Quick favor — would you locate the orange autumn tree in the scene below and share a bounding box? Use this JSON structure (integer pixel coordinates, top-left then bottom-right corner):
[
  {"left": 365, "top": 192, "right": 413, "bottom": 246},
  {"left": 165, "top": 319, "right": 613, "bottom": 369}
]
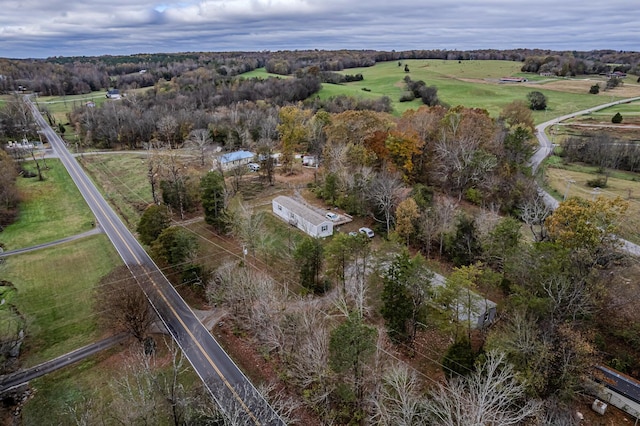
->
[{"left": 385, "top": 129, "right": 424, "bottom": 180}]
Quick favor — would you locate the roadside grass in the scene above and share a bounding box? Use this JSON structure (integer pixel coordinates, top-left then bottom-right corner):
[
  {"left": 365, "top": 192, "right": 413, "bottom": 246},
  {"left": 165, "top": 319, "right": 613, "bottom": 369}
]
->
[
  {"left": 0, "top": 159, "right": 94, "bottom": 251},
  {"left": 2, "top": 234, "right": 122, "bottom": 366},
  {"left": 544, "top": 164, "right": 640, "bottom": 244},
  {"left": 79, "top": 153, "right": 154, "bottom": 230}
]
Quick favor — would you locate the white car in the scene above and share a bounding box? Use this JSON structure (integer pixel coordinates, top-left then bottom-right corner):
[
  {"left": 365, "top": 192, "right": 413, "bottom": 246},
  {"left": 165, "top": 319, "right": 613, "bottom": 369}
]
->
[
  {"left": 326, "top": 212, "right": 339, "bottom": 221},
  {"left": 359, "top": 227, "right": 374, "bottom": 238},
  {"left": 247, "top": 162, "right": 260, "bottom": 172}
]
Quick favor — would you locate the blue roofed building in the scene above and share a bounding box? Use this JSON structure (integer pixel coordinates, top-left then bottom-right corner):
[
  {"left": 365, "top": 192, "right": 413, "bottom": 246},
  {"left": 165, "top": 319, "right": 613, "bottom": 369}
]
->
[{"left": 213, "top": 150, "right": 255, "bottom": 171}]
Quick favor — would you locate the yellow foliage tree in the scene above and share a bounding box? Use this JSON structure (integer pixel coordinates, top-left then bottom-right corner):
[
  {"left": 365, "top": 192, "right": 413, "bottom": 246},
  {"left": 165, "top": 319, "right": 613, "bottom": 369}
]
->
[
  {"left": 277, "top": 105, "right": 311, "bottom": 174},
  {"left": 395, "top": 197, "right": 420, "bottom": 244},
  {"left": 545, "top": 196, "right": 628, "bottom": 253}
]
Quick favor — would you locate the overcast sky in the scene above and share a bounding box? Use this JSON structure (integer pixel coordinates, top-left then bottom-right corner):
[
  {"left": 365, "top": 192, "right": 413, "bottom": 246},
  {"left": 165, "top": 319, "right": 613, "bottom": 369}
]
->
[{"left": 1, "top": 0, "right": 637, "bottom": 59}]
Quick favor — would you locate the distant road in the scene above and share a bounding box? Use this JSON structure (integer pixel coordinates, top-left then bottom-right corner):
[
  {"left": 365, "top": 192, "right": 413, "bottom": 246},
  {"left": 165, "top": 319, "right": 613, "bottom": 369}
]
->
[
  {"left": 26, "top": 97, "right": 284, "bottom": 425},
  {"left": 532, "top": 96, "right": 640, "bottom": 257}
]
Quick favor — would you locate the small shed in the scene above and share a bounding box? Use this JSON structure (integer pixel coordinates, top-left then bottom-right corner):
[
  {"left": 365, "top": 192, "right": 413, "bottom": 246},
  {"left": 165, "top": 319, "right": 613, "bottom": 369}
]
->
[{"left": 272, "top": 196, "right": 333, "bottom": 238}]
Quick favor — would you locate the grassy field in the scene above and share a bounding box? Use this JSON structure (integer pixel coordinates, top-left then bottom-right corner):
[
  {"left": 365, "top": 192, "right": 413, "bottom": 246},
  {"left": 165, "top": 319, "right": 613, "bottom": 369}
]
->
[
  {"left": 79, "top": 153, "right": 155, "bottom": 229},
  {"left": 325, "top": 59, "right": 638, "bottom": 119},
  {"left": 0, "top": 159, "right": 95, "bottom": 251},
  {"left": 568, "top": 100, "right": 640, "bottom": 125},
  {"left": 2, "top": 234, "right": 122, "bottom": 366}
]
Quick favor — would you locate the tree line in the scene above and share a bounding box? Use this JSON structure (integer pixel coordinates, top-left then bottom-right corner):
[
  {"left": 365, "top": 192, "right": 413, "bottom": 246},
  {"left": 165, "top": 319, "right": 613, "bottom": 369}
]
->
[{"left": 3, "top": 48, "right": 640, "bottom": 96}]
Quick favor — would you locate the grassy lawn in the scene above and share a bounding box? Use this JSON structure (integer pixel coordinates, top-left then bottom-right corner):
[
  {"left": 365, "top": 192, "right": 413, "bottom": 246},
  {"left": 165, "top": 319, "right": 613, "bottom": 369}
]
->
[
  {"left": 0, "top": 159, "right": 95, "bottom": 251},
  {"left": 2, "top": 234, "right": 122, "bottom": 366},
  {"left": 79, "top": 153, "right": 154, "bottom": 229}
]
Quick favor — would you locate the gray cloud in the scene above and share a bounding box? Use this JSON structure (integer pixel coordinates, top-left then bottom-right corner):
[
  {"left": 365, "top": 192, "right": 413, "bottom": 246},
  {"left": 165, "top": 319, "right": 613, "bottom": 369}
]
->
[{"left": 1, "top": 0, "right": 637, "bottom": 58}]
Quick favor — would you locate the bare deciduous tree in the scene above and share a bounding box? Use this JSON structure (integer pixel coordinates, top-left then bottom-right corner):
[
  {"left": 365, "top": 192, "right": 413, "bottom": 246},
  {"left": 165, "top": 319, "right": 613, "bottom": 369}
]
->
[
  {"left": 369, "top": 362, "right": 426, "bottom": 426},
  {"left": 186, "top": 128, "right": 212, "bottom": 166},
  {"left": 94, "top": 265, "right": 156, "bottom": 342},
  {"left": 367, "top": 169, "right": 405, "bottom": 235},
  {"left": 519, "top": 191, "right": 551, "bottom": 242},
  {"left": 426, "top": 350, "right": 542, "bottom": 426}
]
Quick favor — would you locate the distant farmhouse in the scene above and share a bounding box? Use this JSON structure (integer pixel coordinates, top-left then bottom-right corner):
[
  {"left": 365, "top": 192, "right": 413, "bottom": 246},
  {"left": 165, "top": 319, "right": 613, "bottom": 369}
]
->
[
  {"left": 106, "top": 89, "right": 121, "bottom": 100},
  {"left": 272, "top": 196, "right": 333, "bottom": 238},
  {"left": 213, "top": 150, "right": 255, "bottom": 171}
]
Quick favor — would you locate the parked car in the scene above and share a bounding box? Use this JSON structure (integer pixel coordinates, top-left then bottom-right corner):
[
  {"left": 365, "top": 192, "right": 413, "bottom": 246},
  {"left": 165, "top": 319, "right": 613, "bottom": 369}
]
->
[
  {"left": 247, "top": 162, "right": 260, "bottom": 172},
  {"left": 359, "top": 227, "right": 374, "bottom": 238},
  {"left": 326, "top": 212, "right": 339, "bottom": 221}
]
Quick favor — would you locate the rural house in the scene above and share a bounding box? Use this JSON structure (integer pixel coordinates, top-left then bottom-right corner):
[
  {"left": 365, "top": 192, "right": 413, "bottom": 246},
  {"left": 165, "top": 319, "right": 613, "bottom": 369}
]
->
[
  {"left": 106, "top": 89, "right": 121, "bottom": 99},
  {"left": 214, "top": 150, "right": 255, "bottom": 171},
  {"left": 272, "top": 196, "right": 333, "bottom": 238}
]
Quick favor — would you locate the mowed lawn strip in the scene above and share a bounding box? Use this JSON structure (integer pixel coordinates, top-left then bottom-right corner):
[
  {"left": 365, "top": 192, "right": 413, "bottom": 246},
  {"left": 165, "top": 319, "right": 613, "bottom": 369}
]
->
[
  {"left": 0, "top": 159, "right": 95, "bottom": 251},
  {"left": 2, "top": 234, "right": 122, "bottom": 367}
]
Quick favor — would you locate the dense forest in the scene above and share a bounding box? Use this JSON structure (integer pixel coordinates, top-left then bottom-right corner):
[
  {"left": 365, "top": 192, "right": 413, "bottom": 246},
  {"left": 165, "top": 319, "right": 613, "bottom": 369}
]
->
[{"left": 2, "top": 48, "right": 640, "bottom": 424}]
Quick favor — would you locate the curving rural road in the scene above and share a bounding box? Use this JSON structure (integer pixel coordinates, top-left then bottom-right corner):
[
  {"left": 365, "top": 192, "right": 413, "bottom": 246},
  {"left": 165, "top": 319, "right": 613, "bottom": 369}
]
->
[
  {"left": 532, "top": 96, "right": 640, "bottom": 257},
  {"left": 26, "top": 98, "right": 284, "bottom": 425}
]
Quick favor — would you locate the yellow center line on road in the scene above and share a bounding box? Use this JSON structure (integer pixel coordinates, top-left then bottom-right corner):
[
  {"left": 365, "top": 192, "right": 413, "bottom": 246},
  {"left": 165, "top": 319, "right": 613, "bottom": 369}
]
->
[{"left": 43, "top": 120, "right": 263, "bottom": 425}]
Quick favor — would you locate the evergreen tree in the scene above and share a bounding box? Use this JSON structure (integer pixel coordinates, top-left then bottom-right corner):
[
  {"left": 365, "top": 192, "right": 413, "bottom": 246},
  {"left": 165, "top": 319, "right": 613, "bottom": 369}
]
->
[
  {"left": 294, "top": 236, "right": 324, "bottom": 292},
  {"left": 136, "top": 204, "right": 170, "bottom": 245},
  {"left": 200, "top": 171, "right": 228, "bottom": 233}
]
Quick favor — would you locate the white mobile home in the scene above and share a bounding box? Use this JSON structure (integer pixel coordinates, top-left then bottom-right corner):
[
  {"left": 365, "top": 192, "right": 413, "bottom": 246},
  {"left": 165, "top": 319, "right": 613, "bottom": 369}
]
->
[{"left": 272, "top": 196, "right": 333, "bottom": 238}]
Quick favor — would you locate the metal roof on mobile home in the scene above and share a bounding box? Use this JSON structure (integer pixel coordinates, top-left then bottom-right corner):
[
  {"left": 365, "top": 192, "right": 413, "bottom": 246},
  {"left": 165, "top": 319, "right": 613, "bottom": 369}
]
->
[{"left": 272, "top": 196, "right": 327, "bottom": 226}]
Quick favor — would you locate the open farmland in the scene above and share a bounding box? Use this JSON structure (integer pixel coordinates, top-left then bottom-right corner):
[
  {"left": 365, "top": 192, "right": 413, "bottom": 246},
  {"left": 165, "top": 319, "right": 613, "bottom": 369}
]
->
[{"left": 314, "top": 59, "right": 639, "bottom": 119}]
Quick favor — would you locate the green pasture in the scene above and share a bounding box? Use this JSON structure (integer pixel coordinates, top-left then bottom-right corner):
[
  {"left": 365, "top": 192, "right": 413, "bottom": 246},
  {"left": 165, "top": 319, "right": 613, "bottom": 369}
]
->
[
  {"left": 79, "top": 153, "right": 154, "bottom": 229},
  {"left": 569, "top": 100, "right": 640, "bottom": 122},
  {"left": 0, "top": 159, "right": 95, "bottom": 251},
  {"left": 329, "top": 60, "right": 619, "bottom": 119},
  {"left": 2, "top": 234, "right": 121, "bottom": 366},
  {"left": 240, "top": 68, "right": 287, "bottom": 79}
]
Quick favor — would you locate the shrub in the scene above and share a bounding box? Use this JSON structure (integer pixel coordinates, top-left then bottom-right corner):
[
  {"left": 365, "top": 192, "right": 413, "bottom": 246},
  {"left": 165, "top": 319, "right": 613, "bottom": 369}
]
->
[
  {"left": 612, "top": 112, "right": 623, "bottom": 123},
  {"left": 589, "top": 84, "right": 600, "bottom": 94},
  {"left": 586, "top": 176, "right": 607, "bottom": 188},
  {"left": 527, "top": 91, "right": 547, "bottom": 110},
  {"left": 399, "top": 92, "right": 415, "bottom": 102}
]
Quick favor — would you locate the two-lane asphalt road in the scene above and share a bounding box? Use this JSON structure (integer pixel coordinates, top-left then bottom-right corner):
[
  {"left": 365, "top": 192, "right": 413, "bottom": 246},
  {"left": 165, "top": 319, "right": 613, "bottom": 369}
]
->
[{"left": 26, "top": 98, "right": 284, "bottom": 425}]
